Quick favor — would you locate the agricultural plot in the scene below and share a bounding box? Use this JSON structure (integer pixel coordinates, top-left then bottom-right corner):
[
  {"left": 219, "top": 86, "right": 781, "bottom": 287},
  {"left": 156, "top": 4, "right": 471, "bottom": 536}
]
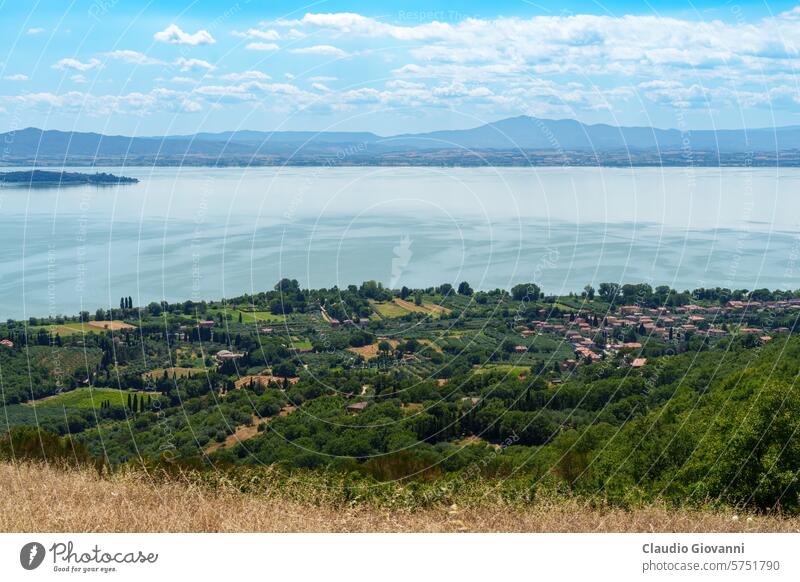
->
[
  {"left": 347, "top": 340, "right": 399, "bottom": 359},
  {"left": 27, "top": 387, "right": 154, "bottom": 409},
  {"left": 207, "top": 307, "right": 287, "bottom": 324},
  {"left": 42, "top": 321, "right": 134, "bottom": 335},
  {"left": 370, "top": 298, "right": 451, "bottom": 319},
  {"left": 25, "top": 346, "right": 103, "bottom": 376},
  {"left": 143, "top": 367, "right": 207, "bottom": 381},
  {"left": 474, "top": 364, "right": 532, "bottom": 376},
  {"left": 0, "top": 404, "right": 66, "bottom": 430}
]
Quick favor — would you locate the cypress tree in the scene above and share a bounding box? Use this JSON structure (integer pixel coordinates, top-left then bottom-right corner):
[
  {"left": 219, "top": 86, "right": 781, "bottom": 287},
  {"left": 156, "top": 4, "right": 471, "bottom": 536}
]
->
[
  {"left": 127, "top": 393, "right": 132, "bottom": 409},
  {"left": 133, "top": 393, "right": 138, "bottom": 412}
]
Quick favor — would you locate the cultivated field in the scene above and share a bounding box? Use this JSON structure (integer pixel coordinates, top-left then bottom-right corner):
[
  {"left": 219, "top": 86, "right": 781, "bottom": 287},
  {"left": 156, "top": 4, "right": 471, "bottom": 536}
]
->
[
  {"left": 371, "top": 298, "right": 452, "bottom": 319},
  {"left": 143, "top": 366, "right": 206, "bottom": 380},
  {"left": 88, "top": 320, "right": 136, "bottom": 331},
  {"left": 2, "top": 462, "right": 798, "bottom": 533},
  {"left": 29, "top": 387, "right": 153, "bottom": 409},
  {"left": 347, "top": 339, "right": 399, "bottom": 358},
  {"left": 41, "top": 320, "right": 135, "bottom": 336}
]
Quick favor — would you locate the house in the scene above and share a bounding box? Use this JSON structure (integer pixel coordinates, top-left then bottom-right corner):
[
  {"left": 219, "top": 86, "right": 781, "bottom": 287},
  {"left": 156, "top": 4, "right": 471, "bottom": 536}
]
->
[
  {"left": 461, "top": 396, "right": 481, "bottom": 407},
  {"left": 261, "top": 327, "right": 274, "bottom": 334},
  {"left": 215, "top": 349, "right": 245, "bottom": 362},
  {"left": 575, "top": 346, "right": 601, "bottom": 361},
  {"left": 329, "top": 319, "right": 341, "bottom": 327},
  {"left": 631, "top": 358, "right": 647, "bottom": 368},
  {"left": 198, "top": 320, "right": 215, "bottom": 328},
  {"left": 514, "top": 345, "right": 528, "bottom": 353},
  {"left": 0, "top": 339, "right": 13, "bottom": 348},
  {"left": 346, "top": 401, "right": 369, "bottom": 413}
]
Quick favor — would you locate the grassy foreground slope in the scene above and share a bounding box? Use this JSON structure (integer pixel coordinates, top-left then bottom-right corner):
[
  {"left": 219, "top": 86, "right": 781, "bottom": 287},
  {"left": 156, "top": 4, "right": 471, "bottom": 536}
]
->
[{"left": 2, "top": 462, "right": 798, "bottom": 533}]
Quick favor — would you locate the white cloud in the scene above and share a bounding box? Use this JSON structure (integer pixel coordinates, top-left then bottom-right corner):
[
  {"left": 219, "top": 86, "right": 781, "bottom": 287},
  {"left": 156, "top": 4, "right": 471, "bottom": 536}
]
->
[
  {"left": 170, "top": 76, "right": 199, "bottom": 84},
  {"left": 4, "top": 74, "right": 28, "bottom": 81},
  {"left": 70, "top": 74, "right": 87, "bottom": 84},
  {"left": 232, "top": 28, "right": 280, "bottom": 41},
  {"left": 52, "top": 57, "right": 102, "bottom": 71},
  {"left": 290, "top": 45, "right": 349, "bottom": 57},
  {"left": 26, "top": 27, "right": 45, "bottom": 35},
  {"left": 194, "top": 84, "right": 255, "bottom": 101},
  {"left": 220, "top": 70, "right": 271, "bottom": 81},
  {"left": 308, "top": 76, "right": 337, "bottom": 82},
  {"left": 174, "top": 57, "right": 215, "bottom": 72},
  {"left": 154, "top": 24, "right": 215, "bottom": 45},
  {"left": 245, "top": 42, "right": 279, "bottom": 51},
  {"left": 311, "top": 82, "right": 331, "bottom": 92},
  {"left": 276, "top": 12, "right": 453, "bottom": 41},
  {"left": 106, "top": 50, "right": 164, "bottom": 65}
]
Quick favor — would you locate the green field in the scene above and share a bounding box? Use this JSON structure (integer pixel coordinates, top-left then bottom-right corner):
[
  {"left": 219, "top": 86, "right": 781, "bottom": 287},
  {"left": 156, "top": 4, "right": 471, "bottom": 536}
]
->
[
  {"left": 208, "top": 308, "right": 286, "bottom": 323},
  {"left": 370, "top": 300, "right": 411, "bottom": 318},
  {"left": 240, "top": 310, "right": 286, "bottom": 323},
  {"left": 289, "top": 338, "right": 313, "bottom": 351},
  {"left": 473, "top": 364, "right": 532, "bottom": 375},
  {"left": 0, "top": 405, "right": 66, "bottom": 430},
  {"left": 30, "top": 387, "right": 152, "bottom": 409},
  {"left": 143, "top": 367, "right": 207, "bottom": 380}
]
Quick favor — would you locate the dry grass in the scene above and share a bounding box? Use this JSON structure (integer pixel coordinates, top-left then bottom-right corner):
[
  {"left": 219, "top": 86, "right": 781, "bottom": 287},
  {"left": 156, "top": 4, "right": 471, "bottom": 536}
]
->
[
  {"left": 88, "top": 320, "right": 136, "bottom": 331},
  {"left": 2, "top": 462, "right": 799, "bottom": 533},
  {"left": 347, "top": 340, "right": 399, "bottom": 359}
]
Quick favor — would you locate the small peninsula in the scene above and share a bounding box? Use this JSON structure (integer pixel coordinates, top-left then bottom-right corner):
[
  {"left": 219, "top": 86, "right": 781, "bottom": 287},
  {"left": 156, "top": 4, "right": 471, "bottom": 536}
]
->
[{"left": 0, "top": 170, "right": 138, "bottom": 185}]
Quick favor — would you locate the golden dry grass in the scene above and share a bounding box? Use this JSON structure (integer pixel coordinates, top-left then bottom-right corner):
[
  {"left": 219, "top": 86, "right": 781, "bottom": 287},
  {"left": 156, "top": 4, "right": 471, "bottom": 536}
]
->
[
  {"left": 87, "top": 320, "right": 136, "bottom": 331},
  {"left": 347, "top": 340, "right": 399, "bottom": 359},
  {"left": 2, "top": 462, "right": 799, "bottom": 533}
]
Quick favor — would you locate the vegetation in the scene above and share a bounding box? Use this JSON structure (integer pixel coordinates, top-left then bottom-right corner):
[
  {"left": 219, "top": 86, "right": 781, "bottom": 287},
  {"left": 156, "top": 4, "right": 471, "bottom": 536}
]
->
[
  {"left": 0, "top": 170, "right": 138, "bottom": 185},
  {"left": 2, "top": 279, "right": 799, "bottom": 516}
]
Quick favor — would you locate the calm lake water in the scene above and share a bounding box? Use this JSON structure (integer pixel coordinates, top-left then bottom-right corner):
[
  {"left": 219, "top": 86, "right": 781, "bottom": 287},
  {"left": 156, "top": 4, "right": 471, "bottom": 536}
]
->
[{"left": 1, "top": 166, "right": 799, "bottom": 319}]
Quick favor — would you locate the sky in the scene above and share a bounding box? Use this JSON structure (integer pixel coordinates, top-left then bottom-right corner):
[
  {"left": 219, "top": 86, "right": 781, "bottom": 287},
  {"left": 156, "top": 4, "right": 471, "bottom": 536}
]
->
[{"left": 2, "top": 0, "right": 800, "bottom": 135}]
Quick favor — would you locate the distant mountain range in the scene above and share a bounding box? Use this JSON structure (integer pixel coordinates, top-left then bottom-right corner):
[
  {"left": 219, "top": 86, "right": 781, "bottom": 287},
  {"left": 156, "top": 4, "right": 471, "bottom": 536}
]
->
[{"left": 3, "top": 116, "right": 800, "bottom": 167}]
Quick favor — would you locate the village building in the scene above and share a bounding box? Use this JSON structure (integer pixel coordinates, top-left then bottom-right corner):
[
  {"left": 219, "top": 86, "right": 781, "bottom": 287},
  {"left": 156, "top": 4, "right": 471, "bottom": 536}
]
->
[
  {"left": 346, "top": 401, "right": 369, "bottom": 413},
  {"left": 215, "top": 349, "right": 245, "bottom": 362}
]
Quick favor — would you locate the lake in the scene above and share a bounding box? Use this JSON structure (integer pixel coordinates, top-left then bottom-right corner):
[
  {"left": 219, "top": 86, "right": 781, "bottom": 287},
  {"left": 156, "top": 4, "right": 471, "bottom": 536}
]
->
[{"left": 1, "top": 166, "right": 799, "bottom": 320}]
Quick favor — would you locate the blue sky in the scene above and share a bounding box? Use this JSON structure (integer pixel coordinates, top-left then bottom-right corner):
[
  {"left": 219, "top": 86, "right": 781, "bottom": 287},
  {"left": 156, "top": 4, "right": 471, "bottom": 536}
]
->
[{"left": 2, "top": 0, "right": 800, "bottom": 135}]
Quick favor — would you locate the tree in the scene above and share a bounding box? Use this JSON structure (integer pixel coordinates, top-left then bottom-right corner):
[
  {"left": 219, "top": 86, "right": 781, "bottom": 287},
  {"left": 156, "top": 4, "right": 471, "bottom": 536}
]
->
[
  {"left": 457, "top": 281, "right": 473, "bottom": 296},
  {"left": 274, "top": 278, "right": 300, "bottom": 294},
  {"left": 127, "top": 393, "right": 132, "bottom": 410},
  {"left": 511, "top": 283, "right": 540, "bottom": 301},
  {"left": 378, "top": 340, "right": 392, "bottom": 356},
  {"left": 584, "top": 285, "right": 595, "bottom": 300},
  {"left": 414, "top": 293, "right": 423, "bottom": 306},
  {"left": 598, "top": 282, "right": 620, "bottom": 301}
]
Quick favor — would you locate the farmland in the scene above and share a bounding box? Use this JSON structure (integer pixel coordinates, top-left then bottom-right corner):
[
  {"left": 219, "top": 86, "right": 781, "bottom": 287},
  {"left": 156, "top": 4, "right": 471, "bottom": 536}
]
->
[{"left": 1, "top": 278, "right": 800, "bottom": 518}]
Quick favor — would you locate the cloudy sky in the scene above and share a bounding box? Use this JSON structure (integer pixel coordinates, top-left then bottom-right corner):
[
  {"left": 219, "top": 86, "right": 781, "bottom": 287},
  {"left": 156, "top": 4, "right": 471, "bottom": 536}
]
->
[{"left": 2, "top": 0, "right": 800, "bottom": 135}]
